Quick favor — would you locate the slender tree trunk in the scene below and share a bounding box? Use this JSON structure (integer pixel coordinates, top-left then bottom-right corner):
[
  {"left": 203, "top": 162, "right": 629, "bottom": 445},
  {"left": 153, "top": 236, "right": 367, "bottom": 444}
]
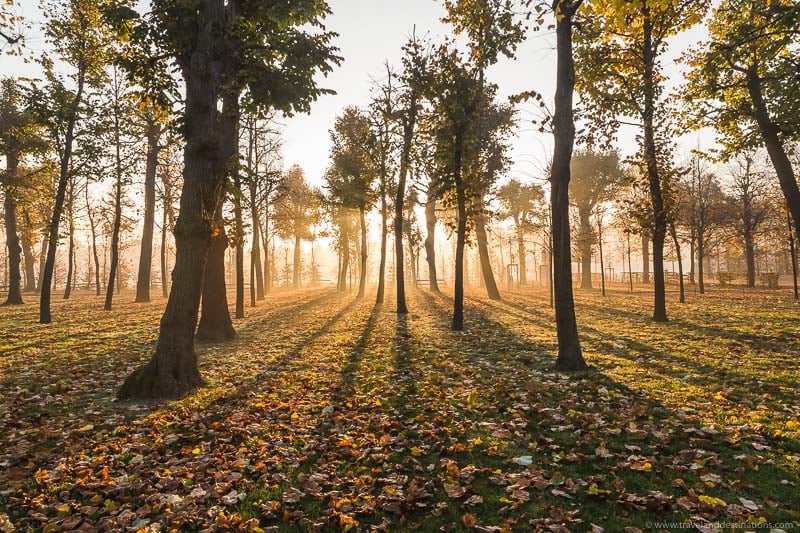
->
[
  {"left": 40, "top": 66, "right": 85, "bottom": 323},
  {"left": 358, "top": 205, "right": 367, "bottom": 298},
  {"left": 118, "top": 1, "right": 229, "bottom": 399},
  {"left": 452, "top": 132, "right": 467, "bottom": 331},
  {"left": 395, "top": 99, "right": 417, "bottom": 315},
  {"left": 641, "top": 234, "right": 650, "bottom": 284},
  {"left": 261, "top": 209, "right": 271, "bottom": 293},
  {"left": 249, "top": 189, "right": 264, "bottom": 301},
  {"left": 233, "top": 168, "right": 244, "bottom": 319},
  {"left": 516, "top": 223, "right": 527, "bottom": 286},
  {"left": 135, "top": 120, "right": 162, "bottom": 302},
  {"left": 579, "top": 207, "right": 592, "bottom": 289},
  {"left": 2, "top": 149, "right": 23, "bottom": 305},
  {"left": 642, "top": 6, "right": 667, "bottom": 322},
  {"left": 37, "top": 234, "right": 47, "bottom": 293},
  {"left": 63, "top": 185, "right": 75, "bottom": 300},
  {"left": 160, "top": 197, "right": 169, "bottom": 298},
  {"left": 21, "top": 223, "right": 35, "bottom": 293},
  {"left": 698, "top": 231, "right": 705, "bottom": 294},
  {"left": 744, "top": 230, "right": 756, "bottom": 288},
  {"left": 293, "top": 233, "right": 301, "bottom": 288},
  {"left": 669, "top": 222, "right": 685, "bottom": 304},
  {"left": 627, "top": 232, "right": 633, "bottom": 292},
  {"left": 551, "top": 4, "right": 587, "bottom": 370},
  {"left": 424, "top": 191, "right": 439, "bottom": 293},
  {"left": 473, "top": 192, "right": 501, "bottom": 300},
  {"left": 787, "top": 208, "right": 798, "bottom": 300},
  {"left": 746, "top": 68, "right": 800, "bottom": 240},
  {"left": 338, "top": 220, "right": 349, "bottom": 291},
  {"left": 598, "top": 223, "right": 605, "bottom": 298},
  {"left": 105, "top": 108, "right": 124, "bottom": 310},
  {"left": 689, "top": 233, "right": 696, "bottom": 284},
  {"left": 376, "top": 169, "right": 388, "bottom": 304}
]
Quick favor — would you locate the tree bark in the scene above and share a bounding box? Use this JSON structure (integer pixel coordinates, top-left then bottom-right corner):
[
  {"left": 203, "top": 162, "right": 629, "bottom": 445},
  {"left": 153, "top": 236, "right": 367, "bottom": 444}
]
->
[
  {"left": 744, "top": 230, "right": 756, "bottom": 288},
  {"left": 579, "top": 206, "right": 592, "bottom": 289},
  {"left": 669, "top": 222, "right": 685, "bottom": 304},
  {"left": 424, "top": 192, "right": 439, "bottom": 293},
  {"left": 118, "top": 0, "right": 229, "bottom": 399},
  {"left": 697, "top": 231, "right": 705, "bottom": 294},
  {"left": 473, "top": 192, "right": 501, "bottom": 300},
  {"left": 395, "top": 95, "right": 417, "bottom": 315},
  {"left": 196, "top": 204, "right": 236, "bottom": 341},
  {"left": 63, "top": 184, "right": 75, "bottom": 300},
  {"left": 105, "top": 105, "right": 125, "bottom": 311},
  {"left": 135, "top": 120, "right": 162, "bottom": 302},
  {"left": 293, "top": 233, "right": 302, "bottom": 288},
  {"left": 376, "top": 164, "right": 388, "bottom": 304},
  {"left": 516, "top": 221, "right": 527, "bottom": 286},
  {"left": 551, "top": 3, "right": 587, "bottom": 370},
  {"left": 2, "top": 148, "right": 23, "bottom": 305}
]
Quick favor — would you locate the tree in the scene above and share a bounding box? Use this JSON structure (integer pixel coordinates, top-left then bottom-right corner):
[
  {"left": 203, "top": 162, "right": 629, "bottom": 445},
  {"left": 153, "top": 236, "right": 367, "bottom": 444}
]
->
[
  {"left": 575, "top": 0, "right": 708, "bottom": 322},
  {"left": 681, "top": 0, "right": 800, "bottom": 241},
  {"left": 725, "top": 152, "right": 771, "bottom": 288},
  {"left": 569, "top": 150, "right": 623, "bottom": 289},
  {"left": 497, "top": 178, "right": 545, "bottom": 286},
  {"left": 0, "top": 78, "right": 45, "bottom": 305},
  {"left": 275, "top": 165, "right": 320, "bottom": 289},
  {"left": 36, "top": 0, "right": 116, "bottom": 323},
  {"left": 328, "top": 106, "right": 376, "bottom": 299},
  {"left": 118, "top": 0, "right": 339, "bottom": 400},
  {"left": 549, "top": 0, "right": 588, "bottom": 369}
]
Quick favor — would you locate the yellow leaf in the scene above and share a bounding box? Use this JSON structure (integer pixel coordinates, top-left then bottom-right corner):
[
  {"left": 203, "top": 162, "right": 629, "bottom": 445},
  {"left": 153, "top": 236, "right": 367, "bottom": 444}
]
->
[
  {"left": 698, "top": 495, "right": 727, "bottom": 507},
  {"left": 191, "top": 448, "right": 201, "bottom": 455},
  {"left": 410, "top": 446, "right": 423, "bottom": 456}
]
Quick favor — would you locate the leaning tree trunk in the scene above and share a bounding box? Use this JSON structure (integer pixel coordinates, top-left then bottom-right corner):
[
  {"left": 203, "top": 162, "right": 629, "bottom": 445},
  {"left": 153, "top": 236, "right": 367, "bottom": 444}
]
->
[
  {"left": 118, "top": 0, "right": 229, "bottom": 399},
  {"left": 579, "top": 207, "right": 592, "bottom": 289},
  {"left": 357, "top": 205, "right": 367, "bottom": 298},
  {"left": 746, "top": 68, "right": 800, "bottom": 241},
  {"left": 598, "top": 224, "right": 605, "bottom": 297},
  {"left": 551, "top": 3, "right": 587, "bottom": 370},
  {"left": 105, "top": 127, "right": 124, "bottom": 311},
  {"left": 2, "top": 149, "right": 23, "bottom": 305},
  {"left": 473, "top": 193, "right": 501, "bottom": 300},
  {"left": 642, "top": 7, "right": 667, "bottom": 322},
  {"left": 196, "top": 205, "right": 236, "bottom": 341},
  {"left": 452, "top": 131, "right": 467, "bottom": 331},
  {"left": 135, "top": 120, "right": 162, "bottom": 303},
  {"left": 376, "top": 168, "right": 388, "bottom": 304},
  {"left": 424, "top": 191, "right": 440, "bottom": 293}
]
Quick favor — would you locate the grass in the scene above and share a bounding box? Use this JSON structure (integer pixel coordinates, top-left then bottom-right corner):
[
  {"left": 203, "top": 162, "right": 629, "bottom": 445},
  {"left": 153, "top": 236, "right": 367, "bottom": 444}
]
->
[{"left": 0, "top": 282, "right": 798, "bottom": 531}]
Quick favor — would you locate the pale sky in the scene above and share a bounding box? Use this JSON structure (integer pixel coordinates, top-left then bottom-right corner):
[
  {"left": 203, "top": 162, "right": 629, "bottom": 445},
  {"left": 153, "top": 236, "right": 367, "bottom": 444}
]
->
[{"left": 2, "top": 0, "right": 710, "bottom": 189}]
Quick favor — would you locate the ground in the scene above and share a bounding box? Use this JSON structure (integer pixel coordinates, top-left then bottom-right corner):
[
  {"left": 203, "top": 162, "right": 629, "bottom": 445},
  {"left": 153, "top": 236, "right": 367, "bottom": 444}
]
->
[{"left": 0, "top": 284, "right": 798, "bottom": 532}]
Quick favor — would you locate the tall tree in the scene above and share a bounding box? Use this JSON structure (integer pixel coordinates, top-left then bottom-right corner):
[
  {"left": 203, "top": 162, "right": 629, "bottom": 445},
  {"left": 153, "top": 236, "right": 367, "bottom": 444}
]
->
[
  {"left": 575, "top": 0, "right": 707, "bottom": 321},
  {"left": 275, "top": 165, "right": 320, "bottom": 289},
  {"left": 118, "top": 0, "right": 339, "bottom": 399},
  {"left": 497, "top": 178, "right": 545, "bottom": 286},
  {"left": 36, "top": 0, "right": 116, "bottom": 323},
  {"left": 681, "top": 0, "right": 800, "bottom": 241},
  {"left": 569, "top": 150, "right": 622, "bottom": 289}
]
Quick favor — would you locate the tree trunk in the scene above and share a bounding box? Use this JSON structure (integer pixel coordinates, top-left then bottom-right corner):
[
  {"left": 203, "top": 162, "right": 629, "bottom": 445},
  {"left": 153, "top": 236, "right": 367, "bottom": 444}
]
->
[
  {"left": 627, "top": 233, "right": 633, "bottom": 292},
  {"left": 744, "top": 230, "right": 756, "bottom": 288},
  {"left": 642, "top": 6, "right": 667, "bottom": 322},
  {"left": 358, "top": 205, "right": 367, "bottom": 298},
  {"left": 698, "top": 231, "right": 705, "bottom": 294},
  {"left": 746, "top": 68, "right": 800, "bottom": 241},
  {"left": 787, "top": 208, "right": 798, "bottom": 300},
  {"left": 424, "top": 191, "right": 439, "bottom": 293},
  {"left": 641, "top": 233, "right": 650, "bottom": 284},
  {"left": 395, "top": 98, "right": 417, "bottom": 315},
  {"left": 261, "top": 209, "right": 271, "bottom": 293},
  {"left": 579, "top": 207, "right": 592, "bottom": 289},
  {"left": 669, "top": 222, "right": 685, "bottom": 304},
  {"left": 516, "top": 222, "right": 527, "bottom": 286},
  {"left": 105, "top": 114, "right": 124, "bottom": 310},
  {"left": 689, "top": 233, "right": 696, "bottom": 284},
  {"left": 249, "top": 185, "right": 264, "bottom": 301},
  {"left": 293, "top": 233, "right": 302, "bottom": 288},
  {"left": 196, "top": 206, "right": 236, "bottom": 341},
  {"left": 160, "top": 196, "right": 169, "bottom": 298},
  {"left": 118, "top": 0, "right": 229, "bottom": 399},
  {"left": 338, "top": 221, "right": 349, "bottom": 291},
  {"left": 63, "top": 187, "right": 75, "bottom": 300},
  {"left": 233, "top": 168, "right": 244, "bottom": 319},
  {"left": 40, "top": 64, "right": 85, "bottom": 323},
  {"left": 452, "top": 131, "right": 467, "bottom": 331},
  {"left": 473, "top": 192, "right": 501, "bottom": 300},
  {"left": 376, "top": 168, "right": 388, "bottom": 304},
  {"left": 551, "top": 4, "right": 587, "bottom": 370},
  {"left": 37, "top": 234, "right": 47, "bottom": 293},
  {"left": 135, "top": 120, "right": 162, "bottom": 302},
  {"left": 21, "top": 224, "right": 35, "bottom": 293},
  {"left": 2, "top": 149, "right": 23, "bottom": 305},
  {"left": 598, "top": 223, "right": 605, "bottom": 298}
]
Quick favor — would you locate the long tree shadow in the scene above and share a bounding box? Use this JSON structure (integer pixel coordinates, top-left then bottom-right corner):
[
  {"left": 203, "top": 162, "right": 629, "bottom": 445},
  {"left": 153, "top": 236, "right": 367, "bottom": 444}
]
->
[{"left": 335, "top": 302, "right": 382, "bottom": 403}]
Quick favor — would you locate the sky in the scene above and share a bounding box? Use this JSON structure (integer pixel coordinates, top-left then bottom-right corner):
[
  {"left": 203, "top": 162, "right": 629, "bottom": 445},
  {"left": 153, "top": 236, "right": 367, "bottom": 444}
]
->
[{"left": 3, "top": 0, "right": 711, "bottom": 190}]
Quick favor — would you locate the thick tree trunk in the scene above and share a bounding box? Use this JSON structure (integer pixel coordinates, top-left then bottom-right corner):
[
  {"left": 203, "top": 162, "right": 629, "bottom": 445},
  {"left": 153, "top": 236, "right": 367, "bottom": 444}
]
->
[
  {"left": 551, "top": 6, "right": 587, "bottom": 370},
  {"left": 746, "top": 68, "right": 800, "bottom": 241},
  {"left": 424, "top": 192, "right": 439, "bottom": 293},
  {"left": 2, "top": 149, "right": 23, "bottom": 305},
  {"left": 358, "top": 205, "right": 367, "bottom": 298},
  {"left": 196, "top": 206, "right": 236, "bottom": 341},
  {"left": 473, "top": 193, "right": 501, "bottom": 300},
  {"left": 118, "top": 0, "right": 229, "bottom": 399},
  {"left": 135, "top": 121, "right": 162, "bottom": 302},
  {"left": 452, "top": 132, "right": 466, "bottom": 331}
]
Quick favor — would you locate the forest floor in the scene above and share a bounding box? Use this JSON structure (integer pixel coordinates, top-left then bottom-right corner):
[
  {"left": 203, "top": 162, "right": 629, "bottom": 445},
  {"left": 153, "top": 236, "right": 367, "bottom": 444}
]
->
[{"left": 0, "top": 284, "right": 798, "bottom": 532}]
